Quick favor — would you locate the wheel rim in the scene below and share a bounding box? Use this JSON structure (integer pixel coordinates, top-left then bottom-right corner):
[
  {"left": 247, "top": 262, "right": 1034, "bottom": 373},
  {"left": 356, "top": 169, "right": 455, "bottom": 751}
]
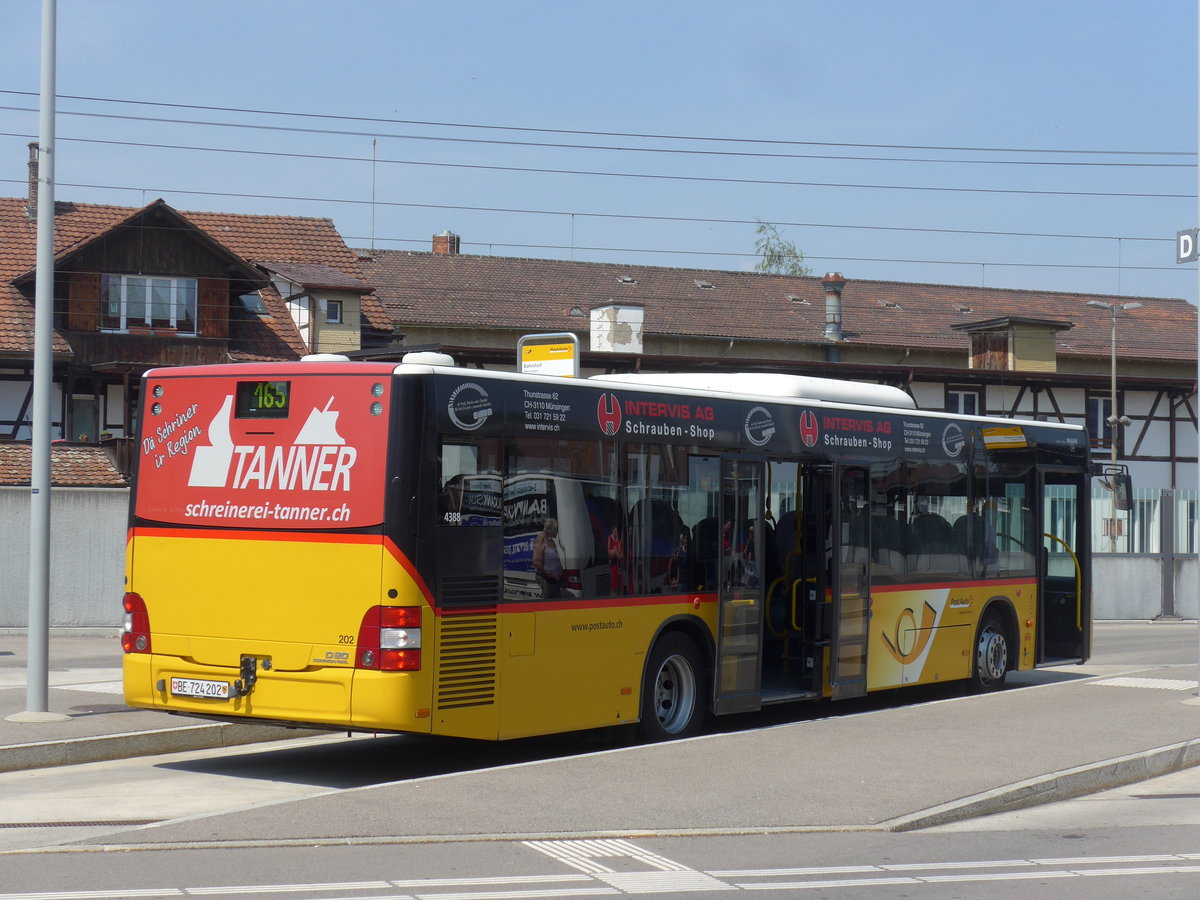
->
[
  {"left": 653, "top": 653, "right": 697, "bottom": 734},
  {"left": 976, "top": 625, "right": 1008, "bottom": 687}
]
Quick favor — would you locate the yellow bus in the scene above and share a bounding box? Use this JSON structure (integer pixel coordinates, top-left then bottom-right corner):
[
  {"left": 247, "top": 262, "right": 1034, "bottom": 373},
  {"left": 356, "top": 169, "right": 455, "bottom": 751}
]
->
[{"left": 122, "top": 356, "right": 1091, "bottom": 741}]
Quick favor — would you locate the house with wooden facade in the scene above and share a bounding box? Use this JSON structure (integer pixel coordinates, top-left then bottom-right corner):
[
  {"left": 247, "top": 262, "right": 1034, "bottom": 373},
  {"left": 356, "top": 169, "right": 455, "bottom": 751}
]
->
[{"left": 0, "top": 190, "right": 390, "bottom": 464}]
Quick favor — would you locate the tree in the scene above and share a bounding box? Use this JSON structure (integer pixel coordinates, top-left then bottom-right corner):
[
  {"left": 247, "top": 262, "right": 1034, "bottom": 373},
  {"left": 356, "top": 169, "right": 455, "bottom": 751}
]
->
[{"left": 753, "top": 219, "right": 812, "bottom": 277}]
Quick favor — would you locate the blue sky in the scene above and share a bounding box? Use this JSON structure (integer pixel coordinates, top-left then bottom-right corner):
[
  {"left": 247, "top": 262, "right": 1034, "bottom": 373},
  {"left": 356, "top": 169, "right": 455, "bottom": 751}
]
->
[{"left": 1, "top": 1, "right": 1196, "bottom": 302}]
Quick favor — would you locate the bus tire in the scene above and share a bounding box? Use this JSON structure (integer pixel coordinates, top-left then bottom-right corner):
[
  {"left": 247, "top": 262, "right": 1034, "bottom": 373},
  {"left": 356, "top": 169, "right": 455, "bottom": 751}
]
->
[
  {"left": 970, "top": 611, "right": 1010, "bottom": 693},
  {"left": 637, "top": 632, "right": 706, "bottom": 742}
]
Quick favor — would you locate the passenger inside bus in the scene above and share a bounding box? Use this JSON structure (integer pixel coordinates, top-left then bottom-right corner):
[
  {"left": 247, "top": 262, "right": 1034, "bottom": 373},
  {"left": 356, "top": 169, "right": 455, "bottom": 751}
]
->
[
  {"left": 607, "top": 524, "right": 626, "bottom": 593},
  {"left": 532, "top": 517, "right": 565, "bottom": 598}
]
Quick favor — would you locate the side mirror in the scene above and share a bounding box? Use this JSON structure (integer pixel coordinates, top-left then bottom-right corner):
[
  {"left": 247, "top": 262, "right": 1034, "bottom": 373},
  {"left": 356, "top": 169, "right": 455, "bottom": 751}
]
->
[{"left": 1112, "top": 473, "right": 1132, "bottom": 511}]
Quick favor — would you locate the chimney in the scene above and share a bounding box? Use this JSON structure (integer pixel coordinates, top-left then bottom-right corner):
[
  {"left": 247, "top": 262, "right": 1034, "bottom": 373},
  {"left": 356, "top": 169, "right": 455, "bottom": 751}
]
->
[
  {"left": 26, "top": 142, "right": 38, "bottom": 220},
  {"left": 822, "top": 272, "right": 845, "bottom": 342},
  {"left": 432, "top": 230, "right": 460, "bottom": 256}
]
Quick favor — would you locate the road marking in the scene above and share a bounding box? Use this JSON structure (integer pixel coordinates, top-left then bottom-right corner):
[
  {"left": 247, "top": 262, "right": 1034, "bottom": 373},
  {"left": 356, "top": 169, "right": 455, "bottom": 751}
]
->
[
  {"left": 6, "top": 850, "right": 1200, "bottom": 899},
  {"left": 1091, "top": 676, "right": 1199, "bottom": 691},
  {"left": 188, "top": 881, "right": 391, "bottom": 894},
  {"left": 524, "top": 839, "right": 734, "bottom": 892},
  {"left": 408, "top": 889, "right": 614, "bottom": 899},
  {"left": 0, "top": 892, "right": 182, "bottom": 900},
  {"left": 0, "top": 669, "right": 124, "bottom": 693}
]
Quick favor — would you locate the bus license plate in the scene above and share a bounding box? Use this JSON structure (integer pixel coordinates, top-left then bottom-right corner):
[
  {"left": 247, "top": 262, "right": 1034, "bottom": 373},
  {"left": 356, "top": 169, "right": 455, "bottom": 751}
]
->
[{"left": 170, "top": 677, "right": 231, "bottom": 699}]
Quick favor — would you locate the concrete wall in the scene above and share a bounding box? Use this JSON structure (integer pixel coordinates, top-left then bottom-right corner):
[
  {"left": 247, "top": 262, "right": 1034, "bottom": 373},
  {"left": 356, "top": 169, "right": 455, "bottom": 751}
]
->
[
  {"left": 0, "top": 487, "right": 127, "bottom": 628},
  {"left": 1093, "top": 555, "right": 1198, "bottom": 620}
]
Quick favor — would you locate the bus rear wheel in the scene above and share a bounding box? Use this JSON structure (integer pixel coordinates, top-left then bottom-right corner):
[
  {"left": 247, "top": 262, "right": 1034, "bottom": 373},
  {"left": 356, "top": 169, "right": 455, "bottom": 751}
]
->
[
  {"left": 637, "top": 633, "right": 706, "bottom": 742},
  {"left": 971, "top": 613, "right": 1009, "bottom": 692}
]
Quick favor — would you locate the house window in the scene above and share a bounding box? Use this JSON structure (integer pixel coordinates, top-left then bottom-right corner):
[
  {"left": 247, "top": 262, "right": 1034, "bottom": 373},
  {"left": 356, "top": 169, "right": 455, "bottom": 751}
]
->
[
  {"left": 102, "top": 275, "right": 198, "bottom": 333},
  {"left": 325, "top": 299, "right": 343, "bottom": 325},
  {"left": 946, "top": 386, "right": 982, "bottom": 416},
  {"left": 70, "top": 397, "right": 98, "bottom": 442},
  {"left": 239, "top": 292, "right": 269, "bottom": 316},
  {"left": 1087, "top": 392, "right": 1113, "bottom": 449}
]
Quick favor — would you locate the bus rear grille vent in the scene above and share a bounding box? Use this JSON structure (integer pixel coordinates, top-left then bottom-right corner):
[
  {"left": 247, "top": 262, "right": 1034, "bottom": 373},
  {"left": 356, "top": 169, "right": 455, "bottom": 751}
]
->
[
  {"left": 440, "top": 574, "right": 500, "bottom": 608},
  {"left": 436, "top": 614, "right": 498, "bottom": 709}
]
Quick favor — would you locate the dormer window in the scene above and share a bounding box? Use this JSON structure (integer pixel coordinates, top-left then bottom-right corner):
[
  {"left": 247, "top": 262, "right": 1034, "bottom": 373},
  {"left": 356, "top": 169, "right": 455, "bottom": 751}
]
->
[
  {"left": 325, "top": 299, "right": 343, "bottom": 324},
  {"left": 101, "top": 275, "right": 197, "bottom": 334},
  {"left": 239, "top": 292, "right": 269, "bottom": 315}
]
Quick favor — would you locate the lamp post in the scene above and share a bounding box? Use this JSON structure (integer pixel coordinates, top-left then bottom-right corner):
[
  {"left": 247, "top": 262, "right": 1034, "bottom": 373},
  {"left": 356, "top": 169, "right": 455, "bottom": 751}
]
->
[{"left": 1087, "top": 299, "right": 1142, "bottom": 551}]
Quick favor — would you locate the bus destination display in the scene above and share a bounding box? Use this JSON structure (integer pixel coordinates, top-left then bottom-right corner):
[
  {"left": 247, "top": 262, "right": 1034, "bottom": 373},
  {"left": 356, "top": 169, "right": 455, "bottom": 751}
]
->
[{"left": 235, "top": 380, "right": 290, "bottom": 418}]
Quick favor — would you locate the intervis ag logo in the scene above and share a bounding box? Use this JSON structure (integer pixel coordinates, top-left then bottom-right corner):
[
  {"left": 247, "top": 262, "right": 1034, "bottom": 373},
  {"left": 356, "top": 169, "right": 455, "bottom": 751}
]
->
[
  {"left": 188, "top": 395, "right": 358, "bottom": 492},
  {"left": 597, "top": 392, "right": 622, "bottom": 436}
]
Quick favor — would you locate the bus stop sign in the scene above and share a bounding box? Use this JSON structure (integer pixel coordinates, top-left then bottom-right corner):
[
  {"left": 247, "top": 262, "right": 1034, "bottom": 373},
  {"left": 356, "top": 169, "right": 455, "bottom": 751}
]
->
[{"left": 518, "top": 332, "right": 580, "bottom": 378}]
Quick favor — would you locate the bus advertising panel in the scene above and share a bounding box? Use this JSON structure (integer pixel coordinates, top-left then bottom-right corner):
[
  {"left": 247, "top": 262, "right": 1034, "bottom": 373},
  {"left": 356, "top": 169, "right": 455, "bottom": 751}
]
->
[{"left": 134, "top": 370, "right": 390, "bottom": 529}]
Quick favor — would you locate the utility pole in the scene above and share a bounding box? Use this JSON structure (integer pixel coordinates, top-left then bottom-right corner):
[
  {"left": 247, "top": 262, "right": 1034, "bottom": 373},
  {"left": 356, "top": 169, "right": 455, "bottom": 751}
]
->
[
  {"left": 1086, "top": 299, "right": 1141, "bottom": 552},
  {"left": 7, "top": 0, "right": 63, "bottom": 724}
]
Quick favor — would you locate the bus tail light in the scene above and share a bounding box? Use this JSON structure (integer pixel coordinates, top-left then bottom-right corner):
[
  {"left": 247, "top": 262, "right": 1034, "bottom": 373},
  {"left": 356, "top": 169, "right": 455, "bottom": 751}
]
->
[
  {"left": 356, "top": 606, "right": 422, "bottom": 671},
  {"left": 122, "top": 592, "right": 152, "bottom": 653}
]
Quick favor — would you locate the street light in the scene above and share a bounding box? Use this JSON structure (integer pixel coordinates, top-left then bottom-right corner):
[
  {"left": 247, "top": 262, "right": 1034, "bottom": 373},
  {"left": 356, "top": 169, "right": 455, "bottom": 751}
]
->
[{"left": 1086, "top": 299, "right": 1142, "bottom": 550}]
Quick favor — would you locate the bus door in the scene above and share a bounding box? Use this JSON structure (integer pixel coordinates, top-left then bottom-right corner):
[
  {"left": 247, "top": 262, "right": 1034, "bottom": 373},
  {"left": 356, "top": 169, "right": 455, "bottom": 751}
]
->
[
  {"left": 831, "top": 465, "right": 871, "bottom": 700},
  {"left": 713, "top": 457, "right": 765, "bottom": 715},
  {"left": 1037, "top": 467, "right": 1091, "bottom": 663},
  {"left": 765, "top": 462, "right": 830, "bottom": 698}
]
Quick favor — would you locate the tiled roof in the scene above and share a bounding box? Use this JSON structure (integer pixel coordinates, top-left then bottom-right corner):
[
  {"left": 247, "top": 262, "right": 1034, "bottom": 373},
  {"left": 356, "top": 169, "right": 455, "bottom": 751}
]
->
[
  {"left": 0, "top": 442, "right": 128, "bottom": 487},
  {"left": 357, "top": 250, "right": 1197, "bottom": 363},
  {"left": 227, "top": 282, "right": 308, "bottom": 361},
  {"left": 256, "top": 259, "right": 391, "bottom": 333},
  {"left": 258, "top": 261, "right": 371, "bottom": 292},
  {"left": 0, "top": 197, "right": 384, "bottom": 357}
]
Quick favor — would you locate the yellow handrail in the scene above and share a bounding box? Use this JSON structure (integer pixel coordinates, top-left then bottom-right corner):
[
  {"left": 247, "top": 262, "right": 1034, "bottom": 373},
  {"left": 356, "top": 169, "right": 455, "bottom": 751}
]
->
[{"left": 1043, "top": 532, "right": 1082, "bottom": 630}]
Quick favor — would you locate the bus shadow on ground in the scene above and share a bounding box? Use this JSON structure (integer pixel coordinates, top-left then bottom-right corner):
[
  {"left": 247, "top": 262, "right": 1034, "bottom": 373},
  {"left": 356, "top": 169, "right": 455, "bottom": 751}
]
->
[
  {"left": 156, "top": 673, "right": 1078, "bottom": 790},
  {"left": 155, "top": 725, "right": 636, "bottom": 790}
]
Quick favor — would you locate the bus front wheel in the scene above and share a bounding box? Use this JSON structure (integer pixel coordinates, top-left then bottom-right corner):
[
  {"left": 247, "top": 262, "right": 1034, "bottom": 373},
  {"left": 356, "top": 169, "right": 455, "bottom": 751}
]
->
[
  {"left": 637, "top": 633, "right": 706, "bottom": 742},
  {"left": 971, "top": 613, "right": 1009, "bottom": 692}
]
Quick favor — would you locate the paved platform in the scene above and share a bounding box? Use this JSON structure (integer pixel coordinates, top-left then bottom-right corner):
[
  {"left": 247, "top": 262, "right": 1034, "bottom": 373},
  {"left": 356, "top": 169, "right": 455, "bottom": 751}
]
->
[
  {"left": 2, "top": 628, "right": 1199, "bottom": 839},
  {"left": 0, "top": 632, "right": 318, "bottom": 772}
]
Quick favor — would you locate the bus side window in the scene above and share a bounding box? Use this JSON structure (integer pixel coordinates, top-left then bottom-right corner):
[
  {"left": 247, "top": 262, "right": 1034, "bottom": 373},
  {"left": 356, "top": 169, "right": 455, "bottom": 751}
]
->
[{"left": 439, "top": 439, "right": 501, "bottom": 526}]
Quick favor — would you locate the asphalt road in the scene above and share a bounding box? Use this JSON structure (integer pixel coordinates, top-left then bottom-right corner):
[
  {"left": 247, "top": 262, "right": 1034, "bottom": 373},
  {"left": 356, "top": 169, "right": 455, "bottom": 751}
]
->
[{"left": 0, "top": 620, "right": 1197, "bottom": 900}]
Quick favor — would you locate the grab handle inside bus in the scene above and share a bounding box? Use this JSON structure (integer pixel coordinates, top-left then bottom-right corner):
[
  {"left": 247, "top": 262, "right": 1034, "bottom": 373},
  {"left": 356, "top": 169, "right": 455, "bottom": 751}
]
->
[{"left": 1043, "top": 532, "right": 1083, "bottom": 631}]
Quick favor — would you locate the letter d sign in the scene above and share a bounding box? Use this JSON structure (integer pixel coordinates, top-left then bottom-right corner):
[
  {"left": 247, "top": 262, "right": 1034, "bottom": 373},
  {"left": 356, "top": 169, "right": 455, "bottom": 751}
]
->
[{"left": 1176, "top": 228, "right": 1198, "bottom": 264}]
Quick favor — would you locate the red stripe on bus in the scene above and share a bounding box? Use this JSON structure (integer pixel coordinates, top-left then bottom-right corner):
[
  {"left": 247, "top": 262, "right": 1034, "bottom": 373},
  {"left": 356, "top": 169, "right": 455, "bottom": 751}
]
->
[
  {"left": 382, "top": 537, "right": 435, "bottom": 606},
  {"left": 129, "top": 526, "right": 384, "bottom": 545},
  {"left": 871, "top": 578, "right": 1035, "bottom": 593}
]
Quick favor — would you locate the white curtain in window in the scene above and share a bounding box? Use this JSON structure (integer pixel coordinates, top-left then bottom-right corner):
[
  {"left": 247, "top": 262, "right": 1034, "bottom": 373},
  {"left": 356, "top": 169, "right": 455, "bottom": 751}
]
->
[
  {"left": 179, "top": 280, "right": 197, "bottom": 327},
  {"left": 150, "top": 279, "right": 172, "bottom": 323},
  {"left": 126, "top": 278, "right": 147, "bottom": 325}
]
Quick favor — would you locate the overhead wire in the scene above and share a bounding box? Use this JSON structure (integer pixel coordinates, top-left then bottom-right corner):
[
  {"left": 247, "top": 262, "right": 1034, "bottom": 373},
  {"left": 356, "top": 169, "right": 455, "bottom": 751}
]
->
[
  {"left": 0, "top": 89, "right": 1192, "bottom": 157},
  {"left": 0, "top": 176, "right": 1177, "bottom": 253},
  {"left": 0, "top": 130, "right": 1191, "bottom": 201},
  {"left": 0, "top": 91, "right": 1192, "bottom": 285}
]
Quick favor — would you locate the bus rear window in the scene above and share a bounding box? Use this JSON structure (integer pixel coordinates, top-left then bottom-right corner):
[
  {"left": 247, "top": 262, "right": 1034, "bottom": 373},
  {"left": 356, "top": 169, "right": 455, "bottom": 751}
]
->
[{"left": 134, "top": 373, "right": 388, "bottom": 529}]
